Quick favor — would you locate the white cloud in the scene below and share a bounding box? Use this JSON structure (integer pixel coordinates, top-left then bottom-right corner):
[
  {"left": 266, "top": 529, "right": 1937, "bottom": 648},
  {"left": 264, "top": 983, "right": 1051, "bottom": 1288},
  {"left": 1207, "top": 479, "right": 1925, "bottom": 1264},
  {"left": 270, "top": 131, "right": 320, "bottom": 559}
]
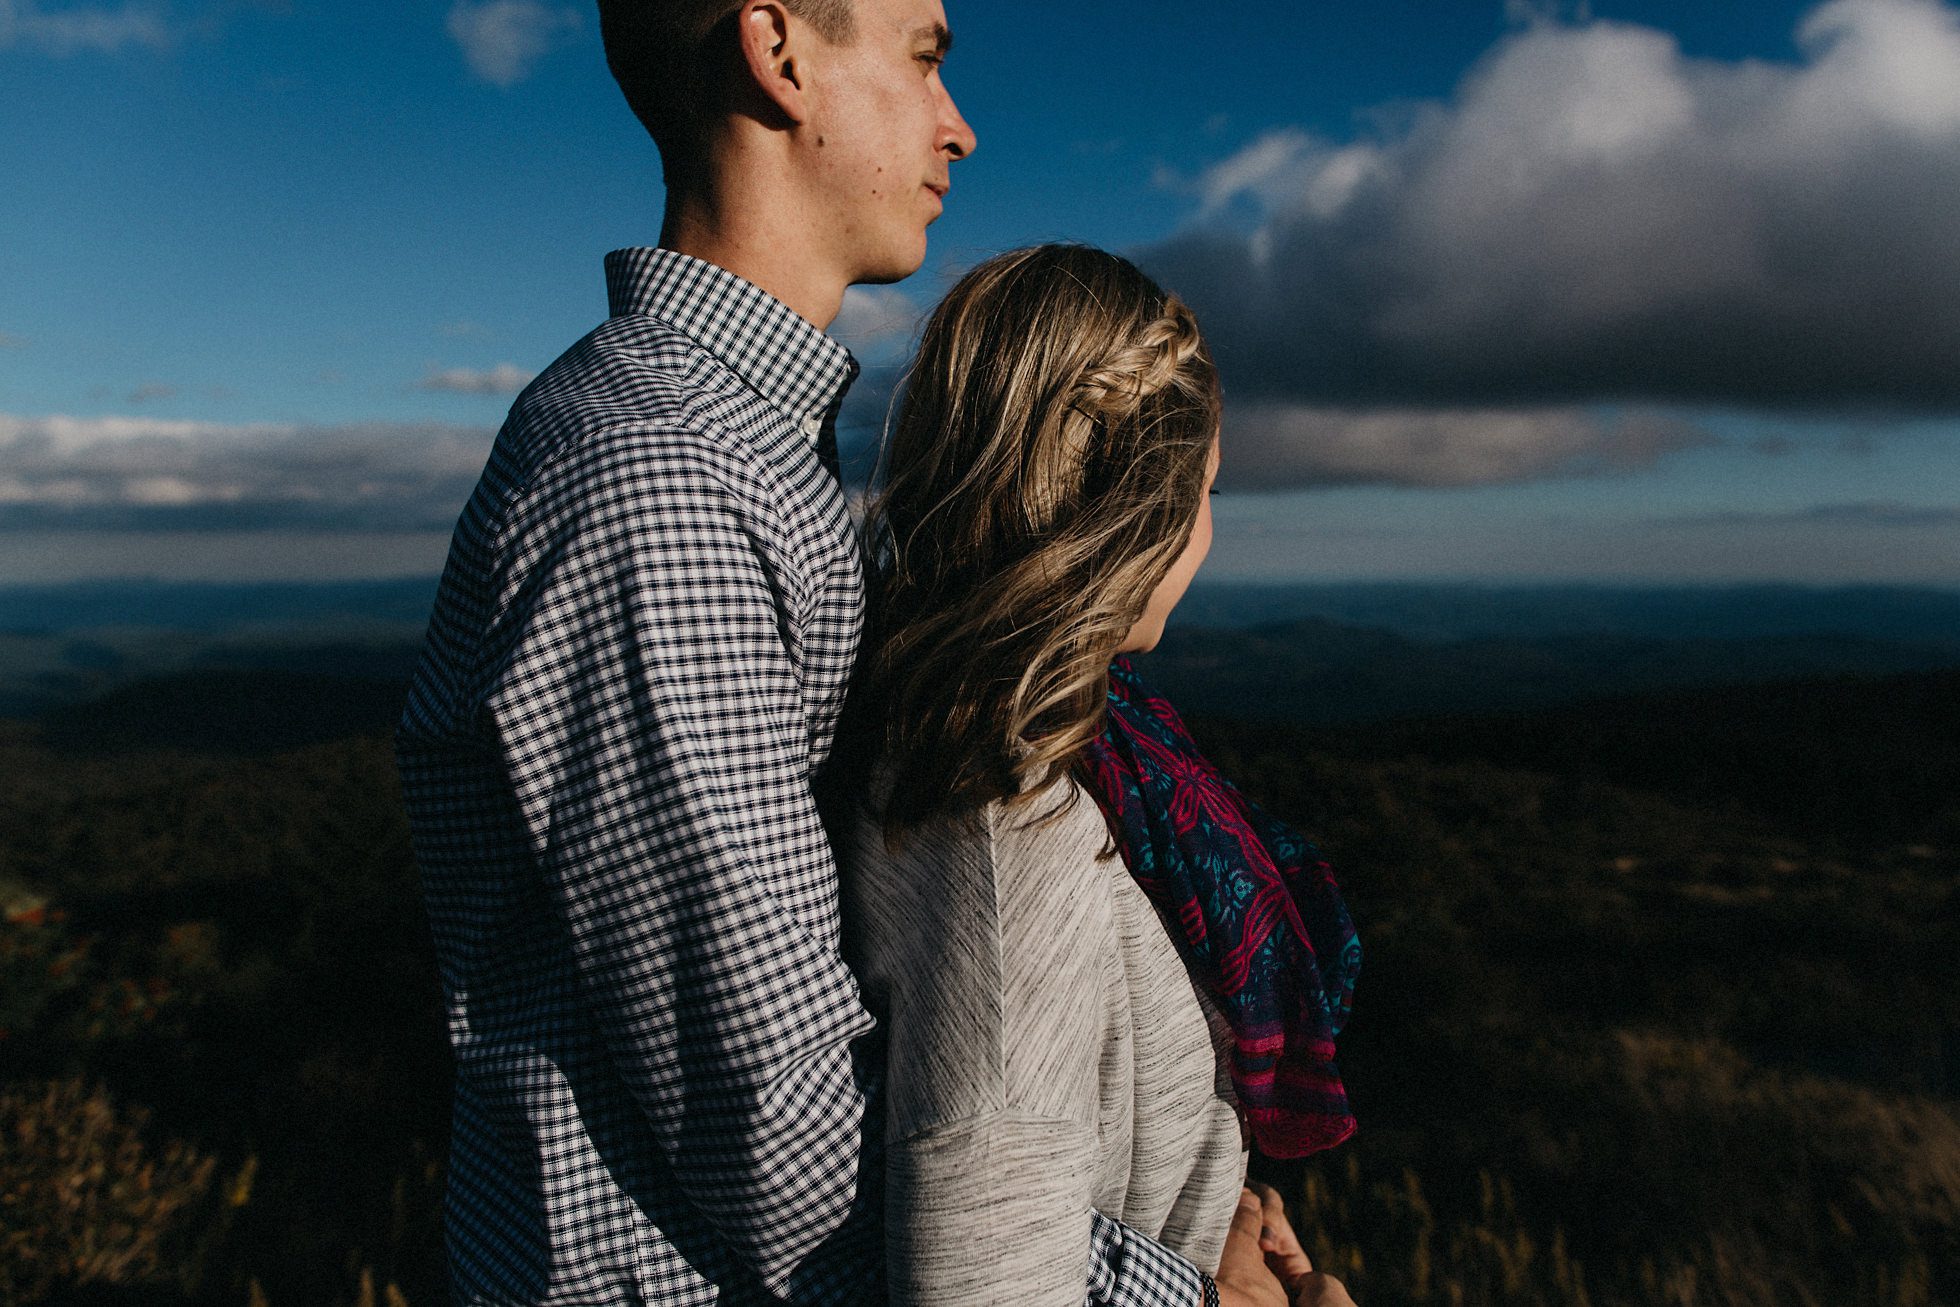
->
[
  {"left": 0, "top": 412, "right": 491, "bottom": 530},
  {"left": 1190, "top": 128, "right": 1311, "bottom": 217},
  {"left": 1143, "top": 0, "right": 1960, "bottom": 411},
  {"left": 446, "top": 0, "right": 580, "bottom": 88},
  {"left": 417, "top": 362, "right": 535, "bottom": 395},
  {"left": 0, "top": 0, "right": 176, "bottom": 54},
  {"left": 831, "top": 287, "right": 921, "bottom": 347},
  {"left": 1790, "top": 0, "right": 1960, "bottom": 139},
  {"left": 1219, "top": 404, "right": 1716, "bottom": 490}
]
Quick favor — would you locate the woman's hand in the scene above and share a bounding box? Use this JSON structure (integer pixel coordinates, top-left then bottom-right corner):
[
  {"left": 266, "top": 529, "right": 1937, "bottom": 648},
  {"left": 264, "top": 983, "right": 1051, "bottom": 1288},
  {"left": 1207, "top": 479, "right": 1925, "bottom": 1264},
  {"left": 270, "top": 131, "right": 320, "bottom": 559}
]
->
[
  {"left": 1214, "top": 1188, "right": 1291, "bottom": 1307},
  {"left": 1250, "top": 1181, "right": 1358, "bottom": 1307}
]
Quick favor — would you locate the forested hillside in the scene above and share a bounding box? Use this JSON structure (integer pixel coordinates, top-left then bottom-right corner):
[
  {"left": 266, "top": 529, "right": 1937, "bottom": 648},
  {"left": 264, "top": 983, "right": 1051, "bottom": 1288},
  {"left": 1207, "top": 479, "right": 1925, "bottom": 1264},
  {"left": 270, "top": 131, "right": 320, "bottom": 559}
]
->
[{"left": 1, "top": 665, "right": 1955, "bottom": 1305}]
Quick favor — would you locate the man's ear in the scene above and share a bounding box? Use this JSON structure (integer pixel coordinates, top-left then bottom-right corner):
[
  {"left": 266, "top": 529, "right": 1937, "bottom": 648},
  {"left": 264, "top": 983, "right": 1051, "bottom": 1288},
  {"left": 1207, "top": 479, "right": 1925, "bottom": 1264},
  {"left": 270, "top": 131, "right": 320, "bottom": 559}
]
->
[{"left": 736, "top": 1, "right": 812, "bottom": 126}]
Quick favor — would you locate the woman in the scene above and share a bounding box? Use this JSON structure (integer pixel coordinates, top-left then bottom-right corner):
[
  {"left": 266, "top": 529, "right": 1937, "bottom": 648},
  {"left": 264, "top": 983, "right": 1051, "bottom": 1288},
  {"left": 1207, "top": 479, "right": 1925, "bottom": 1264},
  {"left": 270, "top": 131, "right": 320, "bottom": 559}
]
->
[{"left": 838, "top": 245, "right": 1359, "bottom": 1306}]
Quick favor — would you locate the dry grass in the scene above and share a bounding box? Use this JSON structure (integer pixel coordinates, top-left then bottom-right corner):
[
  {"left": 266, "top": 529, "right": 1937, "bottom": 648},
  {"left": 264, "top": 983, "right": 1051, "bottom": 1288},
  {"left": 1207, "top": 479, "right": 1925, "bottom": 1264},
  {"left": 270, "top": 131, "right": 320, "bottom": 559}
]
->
[
  {"left": 5, "top": 698, "right": 1956, "bottom": 1305},
  {"left": 0, "top": 1079, "right": 221, "bottom": 1304},
  {"left": 1279, "top": 1029, "right": 1959, "bottom": 1307}
]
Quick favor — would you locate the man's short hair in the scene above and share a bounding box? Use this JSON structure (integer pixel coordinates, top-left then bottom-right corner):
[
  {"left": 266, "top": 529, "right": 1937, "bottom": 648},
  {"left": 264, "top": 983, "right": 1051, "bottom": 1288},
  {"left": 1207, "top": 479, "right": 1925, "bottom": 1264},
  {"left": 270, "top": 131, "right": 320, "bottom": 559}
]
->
[{"left": 598, "top": 0, "right": 857, "bottom": 178}]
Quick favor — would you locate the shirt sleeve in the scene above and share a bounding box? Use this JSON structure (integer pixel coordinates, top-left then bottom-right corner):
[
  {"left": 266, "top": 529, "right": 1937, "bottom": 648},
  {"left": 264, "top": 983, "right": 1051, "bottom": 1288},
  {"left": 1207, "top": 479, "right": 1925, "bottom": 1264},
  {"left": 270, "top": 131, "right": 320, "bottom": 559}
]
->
[
  {"left": 481, "top": 429, "right": 879, "bottom": 1302},
  {"left": 1085, "top": 1211, "right": 1211, "bottom": 1307}
]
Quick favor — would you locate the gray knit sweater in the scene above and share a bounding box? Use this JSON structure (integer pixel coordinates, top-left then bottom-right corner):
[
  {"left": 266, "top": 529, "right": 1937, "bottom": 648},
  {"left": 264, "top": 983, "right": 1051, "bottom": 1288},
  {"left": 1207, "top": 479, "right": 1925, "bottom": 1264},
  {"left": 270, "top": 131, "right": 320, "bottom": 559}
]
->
[{"left": 841, "top": 775, "right": 1249, "bottom": 1306}]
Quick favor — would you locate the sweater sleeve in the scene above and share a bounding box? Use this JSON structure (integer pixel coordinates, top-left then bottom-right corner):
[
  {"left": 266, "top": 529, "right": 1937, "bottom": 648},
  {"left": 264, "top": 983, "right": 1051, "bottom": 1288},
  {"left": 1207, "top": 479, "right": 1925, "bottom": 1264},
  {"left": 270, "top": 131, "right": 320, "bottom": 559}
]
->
[
  {"left": 886, "top": 1111, "right": 1106, "bottom": 1305},
  {"left": 843, "top": 784, "right": 1206, "bottom": 1307}
]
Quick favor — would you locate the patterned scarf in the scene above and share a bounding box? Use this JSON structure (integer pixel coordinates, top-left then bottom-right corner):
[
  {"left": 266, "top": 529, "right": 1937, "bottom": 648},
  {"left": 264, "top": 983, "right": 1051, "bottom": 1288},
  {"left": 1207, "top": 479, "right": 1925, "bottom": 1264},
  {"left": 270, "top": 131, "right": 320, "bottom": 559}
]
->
[{"left": 1080, "top": 655, "right": 1361, "bottom": 1159}]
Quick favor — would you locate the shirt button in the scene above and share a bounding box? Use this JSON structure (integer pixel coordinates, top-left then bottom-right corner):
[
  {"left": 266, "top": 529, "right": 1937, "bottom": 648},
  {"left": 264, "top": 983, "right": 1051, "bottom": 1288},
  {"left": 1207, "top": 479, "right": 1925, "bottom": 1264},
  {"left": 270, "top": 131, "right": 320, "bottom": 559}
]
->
[{"left": 801, "top": 415, "right": 823, "bottom": 439}]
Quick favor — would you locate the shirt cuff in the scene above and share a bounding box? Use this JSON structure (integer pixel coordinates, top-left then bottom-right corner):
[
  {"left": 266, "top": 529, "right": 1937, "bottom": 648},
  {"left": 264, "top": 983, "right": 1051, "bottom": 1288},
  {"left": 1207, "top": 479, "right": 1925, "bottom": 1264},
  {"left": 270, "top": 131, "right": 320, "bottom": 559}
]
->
[{"left": 1084, "top": 1209, "right": 1208, "bottom": 1307}]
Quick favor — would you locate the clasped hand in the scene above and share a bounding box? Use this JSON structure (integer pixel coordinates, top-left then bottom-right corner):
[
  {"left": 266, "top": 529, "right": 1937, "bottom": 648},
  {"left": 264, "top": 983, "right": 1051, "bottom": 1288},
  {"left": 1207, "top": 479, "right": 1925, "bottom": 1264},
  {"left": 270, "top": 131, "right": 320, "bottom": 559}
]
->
[{"left": 1213, "top": 1184, "right": 1356, "bottom": 1307}]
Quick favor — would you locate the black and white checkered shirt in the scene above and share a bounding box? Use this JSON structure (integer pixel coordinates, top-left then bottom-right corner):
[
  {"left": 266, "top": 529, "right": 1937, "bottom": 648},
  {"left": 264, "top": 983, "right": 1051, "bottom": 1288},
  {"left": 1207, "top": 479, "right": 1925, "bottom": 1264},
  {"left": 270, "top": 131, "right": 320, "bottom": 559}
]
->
[{"left": 398, "top": 247, "right": 1209, "bottom": 1306}]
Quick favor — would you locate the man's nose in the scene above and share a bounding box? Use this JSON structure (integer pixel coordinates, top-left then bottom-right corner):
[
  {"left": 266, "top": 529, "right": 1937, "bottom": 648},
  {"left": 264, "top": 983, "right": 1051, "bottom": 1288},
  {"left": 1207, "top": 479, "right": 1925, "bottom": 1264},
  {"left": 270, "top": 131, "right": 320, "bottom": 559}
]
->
[{"left": 940, "top": 85, "right": 976, "bottom": 161}]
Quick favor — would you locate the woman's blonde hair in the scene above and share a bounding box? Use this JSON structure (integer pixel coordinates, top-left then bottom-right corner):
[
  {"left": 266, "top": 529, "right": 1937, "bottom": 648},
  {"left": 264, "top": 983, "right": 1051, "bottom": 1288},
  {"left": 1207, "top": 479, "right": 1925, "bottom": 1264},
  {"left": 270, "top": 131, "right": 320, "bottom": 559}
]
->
[{"left": 857, "top": 244, "right": 1220, "bottom": 837}]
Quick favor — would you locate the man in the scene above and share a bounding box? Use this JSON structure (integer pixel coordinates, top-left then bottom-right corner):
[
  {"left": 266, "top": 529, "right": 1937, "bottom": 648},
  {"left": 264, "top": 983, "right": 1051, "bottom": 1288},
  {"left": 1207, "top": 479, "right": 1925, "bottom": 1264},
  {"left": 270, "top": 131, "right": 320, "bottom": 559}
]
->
[{"left": 398, "top": 1, "right": 1297, "bottom": 1302}]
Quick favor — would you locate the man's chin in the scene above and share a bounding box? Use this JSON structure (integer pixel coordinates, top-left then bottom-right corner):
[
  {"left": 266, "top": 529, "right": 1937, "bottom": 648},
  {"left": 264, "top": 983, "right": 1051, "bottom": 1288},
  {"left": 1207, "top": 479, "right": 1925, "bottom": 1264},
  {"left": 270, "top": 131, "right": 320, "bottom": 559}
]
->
[{"left": 852, "top": 237, "right": 931, "bottom": 287}]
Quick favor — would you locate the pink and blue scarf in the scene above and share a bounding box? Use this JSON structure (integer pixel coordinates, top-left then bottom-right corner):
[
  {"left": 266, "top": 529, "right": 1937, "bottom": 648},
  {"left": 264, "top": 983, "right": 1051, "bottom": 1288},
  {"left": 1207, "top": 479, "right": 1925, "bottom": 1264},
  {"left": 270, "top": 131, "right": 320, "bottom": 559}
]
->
[{"left": 1081, "top": 655, "right": 1360, "bottom": 1158}]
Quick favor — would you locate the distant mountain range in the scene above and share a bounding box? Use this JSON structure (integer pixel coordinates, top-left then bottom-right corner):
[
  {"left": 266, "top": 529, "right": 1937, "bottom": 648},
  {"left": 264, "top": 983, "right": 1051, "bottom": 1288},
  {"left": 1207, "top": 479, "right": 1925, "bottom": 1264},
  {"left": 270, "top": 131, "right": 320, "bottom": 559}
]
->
[
  {"left": 0, "top": 631, "right": 425, "bottom": 719},
  {"left": 6, "top": 577, "right": 1958, "bottom": 643},
  {"left": 1138, "top": 618, "right": 1960, "bottom": 724},
  {"left": 0, "top": 577, "right": 441, "bottom": 635},
  {"left": 1168, "top": 579, "right": 1960, "bottom": 643},
  {"left": 2, "top": 577, "right": 1957, "bottom": 724},
  {"left": 23, "top": 655, "right": 1958, "bottom": 857}
]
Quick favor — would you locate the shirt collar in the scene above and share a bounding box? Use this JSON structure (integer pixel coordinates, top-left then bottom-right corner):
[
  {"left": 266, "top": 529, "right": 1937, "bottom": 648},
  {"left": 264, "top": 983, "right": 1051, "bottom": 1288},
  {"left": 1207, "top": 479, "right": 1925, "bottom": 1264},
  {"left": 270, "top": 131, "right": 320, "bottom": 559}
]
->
[{"left": 604, "top": 247, "right": 860, "bottom": 441}]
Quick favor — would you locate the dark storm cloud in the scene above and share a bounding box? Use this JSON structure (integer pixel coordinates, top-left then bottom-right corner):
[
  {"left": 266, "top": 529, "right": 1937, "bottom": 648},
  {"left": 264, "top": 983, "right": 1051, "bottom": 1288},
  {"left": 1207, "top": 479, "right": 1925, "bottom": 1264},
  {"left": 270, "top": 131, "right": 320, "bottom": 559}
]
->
[
  {"left": 830, "top": 353, "right": 1720, "bottom": 492},
  {"left": 1141, "top": 0, "right": 1960, "bottom": 412},
  {"left": 0, "top": 413, "right": 490, "bottom": 532},
  {"left": 1214, "top": 405, "right": 1717, "bottom": 490}
]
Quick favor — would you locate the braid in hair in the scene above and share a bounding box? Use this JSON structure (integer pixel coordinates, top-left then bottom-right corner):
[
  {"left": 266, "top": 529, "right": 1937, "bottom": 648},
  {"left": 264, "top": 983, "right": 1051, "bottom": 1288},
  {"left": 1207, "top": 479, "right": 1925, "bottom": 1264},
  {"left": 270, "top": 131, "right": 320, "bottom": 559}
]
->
[
  {"left": 1070, "top": 298, "right": 1207, "bottom": 423},
  {"left": 1032, "top": 295, "right": 1211, "bottom": 532}
]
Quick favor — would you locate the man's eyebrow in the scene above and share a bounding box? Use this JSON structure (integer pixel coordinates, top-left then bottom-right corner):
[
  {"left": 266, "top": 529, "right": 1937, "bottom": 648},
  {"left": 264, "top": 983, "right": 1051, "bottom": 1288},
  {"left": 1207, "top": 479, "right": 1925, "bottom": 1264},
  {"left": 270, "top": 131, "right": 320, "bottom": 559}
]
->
[{"left": 911, "top": 21, "right": 952, "bottom": 56}]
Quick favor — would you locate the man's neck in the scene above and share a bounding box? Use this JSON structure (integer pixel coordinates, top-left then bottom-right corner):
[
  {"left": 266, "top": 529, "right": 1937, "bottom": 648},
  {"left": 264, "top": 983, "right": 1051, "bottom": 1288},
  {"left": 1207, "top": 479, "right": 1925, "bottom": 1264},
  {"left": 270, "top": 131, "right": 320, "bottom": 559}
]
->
[{"left": 660, "top": 185, "right": 847, "bottom": 332}]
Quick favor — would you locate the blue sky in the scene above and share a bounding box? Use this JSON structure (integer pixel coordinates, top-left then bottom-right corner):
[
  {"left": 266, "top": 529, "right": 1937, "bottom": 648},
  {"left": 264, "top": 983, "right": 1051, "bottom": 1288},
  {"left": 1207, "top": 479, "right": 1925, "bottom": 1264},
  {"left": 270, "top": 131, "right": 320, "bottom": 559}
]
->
[{"left": 2, "top": 0, "right": 1958, "bottom": 584}]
